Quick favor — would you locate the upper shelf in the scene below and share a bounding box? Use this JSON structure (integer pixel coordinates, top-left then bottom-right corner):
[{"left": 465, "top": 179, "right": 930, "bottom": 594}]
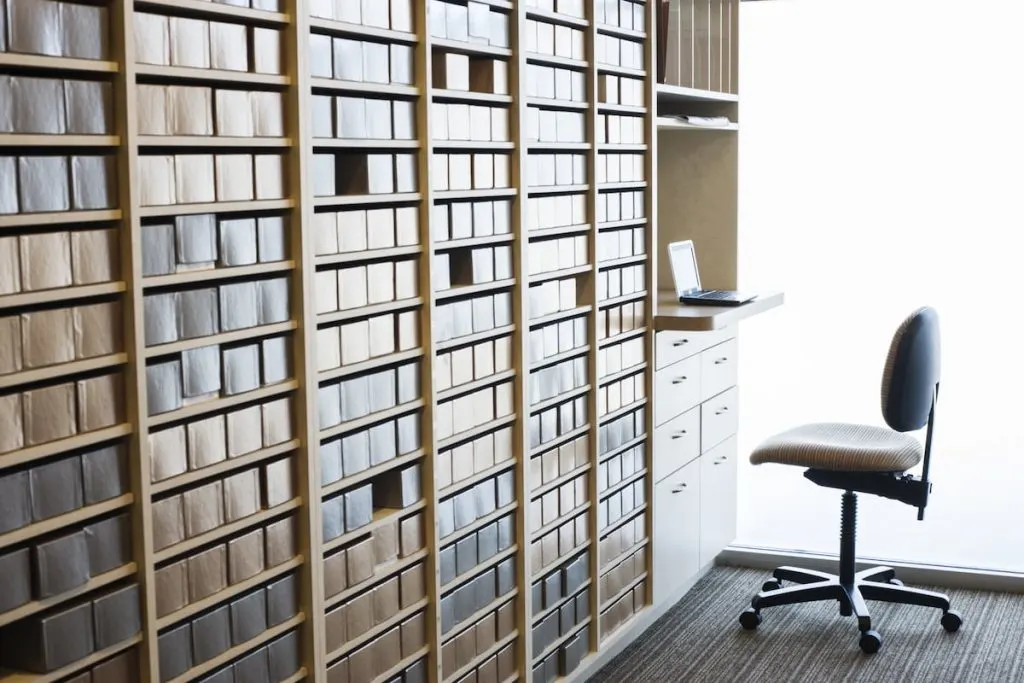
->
[
  {"left": 656, "top": 83, "right": 739, "bottom": 104},
  {"left": 654, "top": 291, "right": 785, "bottom": 332},
  {"left": 657, "top": 117, "right": 738, "bottom": 132}
]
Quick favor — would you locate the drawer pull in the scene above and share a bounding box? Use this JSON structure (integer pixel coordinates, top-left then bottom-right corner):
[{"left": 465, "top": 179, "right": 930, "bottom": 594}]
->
[
  {"left": 671, "top": 483, "right": 688, "bottom": 493},
  {"left": 672, "top": 339, "right": 690, "bottom": 347},
  {"left": 670, "top": 430, "right": 687, "bottom": 439},
  {"left": 715, "top": 407, "right": 729, "bottom": 416},
  {"left": 713, "top": 456, "right": 728, "bottom": 465},
  {"left": 714, "top": 357, "right": 729, "bottom": 365},
  {"left": 671, "top": 376, "right": 688, "bottom": 384}
]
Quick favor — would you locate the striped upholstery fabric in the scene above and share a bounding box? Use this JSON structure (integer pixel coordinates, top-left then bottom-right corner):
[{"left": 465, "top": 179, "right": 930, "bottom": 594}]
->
[{"left": 749, "top": 422, "right": 922, "bottom": 472}]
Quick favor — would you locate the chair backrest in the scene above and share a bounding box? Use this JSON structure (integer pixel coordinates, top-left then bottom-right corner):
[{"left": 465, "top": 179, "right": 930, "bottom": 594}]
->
[{"left": 880, "top": 307, "right": 941, "bottom": 432}]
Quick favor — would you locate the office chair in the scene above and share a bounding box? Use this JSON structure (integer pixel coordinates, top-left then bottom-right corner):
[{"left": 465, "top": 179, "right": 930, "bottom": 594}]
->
[{"left": 738, "top": 307, "right": 962, "bottom": 654}]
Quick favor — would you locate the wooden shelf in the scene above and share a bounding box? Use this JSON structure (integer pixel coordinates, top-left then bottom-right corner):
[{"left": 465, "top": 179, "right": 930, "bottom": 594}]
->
[
  {"left": 156, "top": 556, "right": 304, "bottom": 630},
  {"left": 656, "top": 117, "right": 738, "bottom": 132},
  {"left": 656, "top": 83, "right": 739, "bottom": 103},
  {"left": 324, "top": 549, "right": 428, "bottom": 611},
  {"left": 0, "top": 52, "right": 117, "bottom": 74},
  {"left": 319, "top": 399, "right": 425, "bottom": 441},
  {"left": 434, "top": 188, "right": 517, "bottom": 202},
  {"left": 0, "top": 135, "right": 120, "bottom": 147},
  {"left": 143, "top": 261, "right": 294, "bottom": 289},
  {"left": 438, "top": 459, "right": 517, "bottom": 502},
  {"left": 0, "top": 209, "right": 121, "bottom": 230},
  {"left": 432, "top": 89, "right": 513, "bottom": 105},
  {"left": 314, "top": 192, "right": 422, "bottom": 208},
  {"left": 525, "top": 7, "right": 589, "bottom": 29},
  {"left": 0, "top": 423, "right": 132, "bottom": 472},
  {"left": 434, "top": 234, "right": 514, "bottom": 251},
  {"left": 144, "top": 322, "right": 298, "bottom": 360},
  {"left": 151, "top": 440, "right": 300, "bottom": 495},
  {"left": 310, "top": 17, "right": 419, "bottom": 44},
  {"left": 317, "top": 297, "right": 423, "bottom": 325},
  {"left": 137, "top": 136, "right": 293, "bottom": 148},
  {"left": 0, "top": 564, "right": 137, "bottom": 629},
  {"left": 153, "top": 498, "right": 302, "bottom": 564},
  {"left": 598, "top": 64, "right": 646, "bottom": 78},
  {"left": 0, "top": 282, "right": 125, "bottom": 311},
  {"left": 597, "top": 24, "right": 647, "bottom": 41},
  {"left": 147, "top": 380, "right": 299, "bottom": 429},
  {"left": 167, "top": 615, "right": 305, "bottom": 683},
  {"left": 0, "top": 494, "right": 133, "bottom": 553},
  {"left": 316, "top": 245, "right": 422, "bottom": 266},
  {"left": 433, "top": 140, "right": 516, "bottom": 151},
  {"left": 137, "top": 199, "right": 294, "bottom": 218},
  {"left": 312, "top": 138, "right": 420, "bottom": 150},
  {"left": 321, "top": 450, "right": 425, "bottom": 499},
  {"left": 310, "top": 78, "right": 419, "bottom": 97},
  {"left": 135, "top": 0, "right": 289, "bottom": 25},
  {"left": 435, "top": 278, "right": 516, "bottom": 301},
  {"left": 135, "top": 63, "right": 290, "bottom": 87},
  {"left": 0, "top": 636, "right": 142, "bottom": 683},
  {"left": 321, "top": 501, "right": 427, "bottom": 555},
  {"left": 526, "top": 53, "right": 588, "bottom": 70},
  {"left": 433, "top": 38, "right": 513, "bottom": 59},
  {"left": 0, "top": 353, "right": 128, "bottom": 392},
  {"left": 318, "top": 348, "right": 425, "bottom": 384}
]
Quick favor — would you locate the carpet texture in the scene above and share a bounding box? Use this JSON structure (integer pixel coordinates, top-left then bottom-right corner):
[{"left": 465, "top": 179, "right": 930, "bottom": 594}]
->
[{"left": 590, "top": 566, "right": 1024, "bottom": 682}]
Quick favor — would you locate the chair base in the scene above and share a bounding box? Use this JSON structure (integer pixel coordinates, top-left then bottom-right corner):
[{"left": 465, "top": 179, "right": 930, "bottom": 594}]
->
[
  {"left": 740, "top": 565, "right": 964, "bottom": 652},
  {"left": 737, "top": 491, "right": 963, "bottom": 653},
  {"left": 754, "top": 565, "right": 952, "bottom": 631}
]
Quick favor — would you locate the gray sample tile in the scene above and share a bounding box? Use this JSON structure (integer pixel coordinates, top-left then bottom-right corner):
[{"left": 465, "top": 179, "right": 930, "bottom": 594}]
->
[
  {"left": 175, "top": 214, "right": 218, "bottom": 264},
  {"left": 218, "top": 218, "right": 258, "bottom": 267},
  {"left": 142, "top": 223, "right": 176, "bottom": 277},
  {"left": 257, "top": 277, "right": 290, "bottom": 325},
  {"left": 257, "top": 216, "right": 287, "bottom": 262},
  {"left": 144, "top": 293, "right": 179, "bottom": 346},
  {"left": 222, "top": 344, "right": 260, "bottom": 396},
  {"left": 182, "top": 344, "right": 222, "bottom": 398},
  {"left": 218, "top": 282, "right": 259, "bottom": 331},
  {"left": 33, "top": 530, "right": 90, "bottom": 599},
  {"left": 83, "top": 513, "right": 131, "bottom": 575},
  {"left": 28, "top": 455, "right": 83, "bottom": 521},
  {"left": 92, "top": 583, "right": 140, "bottom": 649},
  {"left": 178, "top": 287, "right": 220, "bottom": 339},
  {"left": 146, "top": 360, "right": 183, "bottom": 415},
  {"left": 191, "top": 604, "right": 230, "bottom": 665}
]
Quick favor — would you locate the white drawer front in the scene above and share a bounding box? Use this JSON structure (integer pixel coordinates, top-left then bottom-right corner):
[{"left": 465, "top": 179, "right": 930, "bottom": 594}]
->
[
  {"left": 700, "top": 338, "right": 738, "bottom": 402},
  {"left": 655, "top": 327, "right": 734, "bottom": 370},
  {"left": 701, "top": 386, "right": 739, "bottom": 453},
  {"left": 653, "top": 461, "right": 701, "bottom": 603},
  {"left": 653, "top": 407, "right": 700, "bottom": 483},
  {"left": 654, "top": 355, "right": 701, "bottom": 426}
]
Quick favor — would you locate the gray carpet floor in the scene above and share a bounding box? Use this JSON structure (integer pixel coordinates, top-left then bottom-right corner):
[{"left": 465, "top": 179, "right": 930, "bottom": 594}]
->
[{"left": 590, "top": 566, "right": 1024, "bottom": 682}]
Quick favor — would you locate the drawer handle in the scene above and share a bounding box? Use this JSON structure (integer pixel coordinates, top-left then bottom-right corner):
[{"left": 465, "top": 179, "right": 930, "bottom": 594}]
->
[
  {"left": 671, "top": 483, "right": 688, "bottom": 493},
  {"left": 670, "top": 430, "right": 687, "bottom": 439},
  {"left": 672, "top": 339, "right": 690, "bottom": 347},
  {"left": 714, "top": 456, "right": 728, "bottom": 465},
  {"left": 671, "top": 376, "right": 688, "bottom": 384},
  {"left": 714, "top": 357, "right": 729, "bottom": 365},
  {"left": 715, "top": 407, "right": 729, "bottom": 415}
]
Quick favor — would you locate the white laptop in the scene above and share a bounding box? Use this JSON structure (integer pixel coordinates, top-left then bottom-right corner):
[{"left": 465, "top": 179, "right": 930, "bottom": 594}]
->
[{"left": 668, "top": 240, "right": 756, "bottom": 307}]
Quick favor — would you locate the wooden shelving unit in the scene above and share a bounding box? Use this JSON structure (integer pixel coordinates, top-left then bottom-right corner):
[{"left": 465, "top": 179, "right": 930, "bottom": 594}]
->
[{"left": 0, "top": 0, "right": 746, "bottom": 680}]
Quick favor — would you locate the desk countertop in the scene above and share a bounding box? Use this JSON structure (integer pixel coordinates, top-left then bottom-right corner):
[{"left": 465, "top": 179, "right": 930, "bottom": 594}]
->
[{"left": 654, "top": 290, "right": 784, "bottom": 332}]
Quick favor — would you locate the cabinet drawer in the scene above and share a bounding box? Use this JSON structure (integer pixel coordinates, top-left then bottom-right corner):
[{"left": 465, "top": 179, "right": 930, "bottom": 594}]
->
[
  {"left": 701, "top": 386, "right": 738, "bottom": 453},
  {"left": 655, "top": 327, "right": 734, "bottom": 370},
  {"left": 654, "top": 355, "right": 701, "bottom": 426},
  {"left": 653, "top": 407, "right": 700, "bottom": 483},
  {"left": 653, "top": 460, "right": 701, "bottom": 604},
  {"left": 700, "top": 338, "right": 738, "bottom": 402},
  {"left": 699, "top": 436, "right": 738, "bottom": 567}
]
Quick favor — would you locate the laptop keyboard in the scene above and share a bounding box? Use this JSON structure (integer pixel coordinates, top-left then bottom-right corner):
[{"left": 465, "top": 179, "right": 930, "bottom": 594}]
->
[{"left": 699, "top": 291, "right": 735, "bottom": 300}]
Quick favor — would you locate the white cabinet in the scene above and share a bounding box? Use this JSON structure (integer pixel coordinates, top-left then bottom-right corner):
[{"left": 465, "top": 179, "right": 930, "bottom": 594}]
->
[
  {"left": 699, "top": 435, "right": 738, "bottom": 567},
  {"left": 653, "top": 459, "right": 701, "bottom": 603},
  {"left": 652, "top": 327, "right": 741, "bottom": 607}
]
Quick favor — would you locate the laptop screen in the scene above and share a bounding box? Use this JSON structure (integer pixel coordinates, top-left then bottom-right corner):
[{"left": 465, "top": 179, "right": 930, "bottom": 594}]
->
[{"left": 669, "top": 240, "right": 702, "bottom": 296}]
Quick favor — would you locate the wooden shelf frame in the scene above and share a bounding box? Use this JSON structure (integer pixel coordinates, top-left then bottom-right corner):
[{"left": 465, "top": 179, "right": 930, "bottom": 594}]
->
[{"left": 0, "top": 0, "right": 687, "bottom": 679}]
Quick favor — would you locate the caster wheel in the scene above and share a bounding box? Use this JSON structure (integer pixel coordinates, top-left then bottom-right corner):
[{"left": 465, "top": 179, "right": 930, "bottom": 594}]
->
[
  {"left": 941, "top": 610, "right": 963, "bottom": 633},
  {"left": 859, "top": 630, "right": 883, "bottom": 654},
  {"left": 739, "top": 608, "right": 762, "bottom": 630},
  {"left": 762, "top": 580, "right": 783, "bottom": 592},
  {"left": 889, "top": 578, "right": 904, "bottom": 586}
]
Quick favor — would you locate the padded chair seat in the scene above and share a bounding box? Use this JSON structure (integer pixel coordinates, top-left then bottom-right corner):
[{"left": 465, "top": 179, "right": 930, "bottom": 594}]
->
[{"left": 750, "top": 423, "right": 923, "bottom": 472}]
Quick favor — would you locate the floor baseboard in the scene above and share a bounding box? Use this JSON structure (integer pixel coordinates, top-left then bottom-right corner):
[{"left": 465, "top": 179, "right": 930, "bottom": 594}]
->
[{"left": 720, "top": 545, "right": 1024, "bottom": 594}]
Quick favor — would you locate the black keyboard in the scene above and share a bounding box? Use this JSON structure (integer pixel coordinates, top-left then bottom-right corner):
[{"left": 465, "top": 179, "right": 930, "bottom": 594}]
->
[{"left": 698, "top": 290, "right": 736, "bottom": 300}]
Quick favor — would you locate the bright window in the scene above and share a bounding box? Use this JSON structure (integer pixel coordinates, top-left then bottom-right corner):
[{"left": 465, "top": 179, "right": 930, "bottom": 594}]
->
[{"left": 735, "top": 0, "right": 1024, "bottom": 572}]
